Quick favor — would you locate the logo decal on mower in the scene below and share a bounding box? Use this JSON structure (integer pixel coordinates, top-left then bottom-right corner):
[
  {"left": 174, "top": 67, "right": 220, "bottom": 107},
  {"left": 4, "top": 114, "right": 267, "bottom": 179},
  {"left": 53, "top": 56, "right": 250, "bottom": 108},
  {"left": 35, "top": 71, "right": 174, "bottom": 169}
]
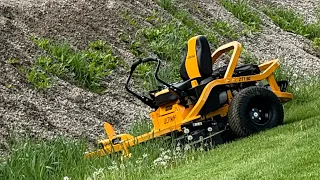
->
[
  {"left": 238, "top": 77, "right": 251, "bottom": 82},
  {"left": 187, "top": 55, "right": 195, "bottom": 59},
  {"left": 164, "top": 115, "right": 176, "bottom": 124}
]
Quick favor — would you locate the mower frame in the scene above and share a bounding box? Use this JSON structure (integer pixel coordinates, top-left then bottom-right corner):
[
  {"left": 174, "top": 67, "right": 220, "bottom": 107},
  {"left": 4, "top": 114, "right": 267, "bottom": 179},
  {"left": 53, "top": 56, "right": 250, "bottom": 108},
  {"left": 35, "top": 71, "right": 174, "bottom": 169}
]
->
[{"left": 85, "top": 41, "right": 293, "bottom": 158}]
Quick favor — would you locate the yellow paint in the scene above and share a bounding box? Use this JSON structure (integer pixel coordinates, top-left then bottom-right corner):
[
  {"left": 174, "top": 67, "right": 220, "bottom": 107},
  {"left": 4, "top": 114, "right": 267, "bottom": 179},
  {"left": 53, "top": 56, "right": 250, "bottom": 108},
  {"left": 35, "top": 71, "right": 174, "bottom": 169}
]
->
[
  {"left": 185, "top": 36, "right": 201, "bottom": 79},
  {"left": 191, "top": 80, "right": 199, "bottom": 87},
  {"left": 154, "top": 88, "right": 169, "bottom": 97},
  {"left": 104, "top": 122, "right": 116, "bottom": 139}
]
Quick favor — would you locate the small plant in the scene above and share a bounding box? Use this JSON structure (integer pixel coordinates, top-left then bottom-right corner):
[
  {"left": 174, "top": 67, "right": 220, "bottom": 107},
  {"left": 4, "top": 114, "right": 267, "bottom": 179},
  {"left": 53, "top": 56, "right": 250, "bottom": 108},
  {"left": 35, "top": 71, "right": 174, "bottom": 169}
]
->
[
  {"left": 129, "top": 40, "right": 147, "bottom": 57},
  {"left": 219, "top": 0, "right": 262, "bottom": 32},
  {"left": 157, "top": 0, "right": 177, "bottom": 13},
  {"left": 7, "top": 58, "right": 20, "bottom": 65},
  {"left": 145, "top": 10, "right": 165, "bottom": 25},
  {"left": 26, "top": 67, "right": 53, "bottom": 89},
  {"left": 212, "top": 21, "right": 239, "bottom": 39},
  {"left": 121, "top": 12, "right": 138, "bottom": 27},
  {"left": 242, "top": 50, "right": 259, "bottom": 64},
  {"left": 129, "top": 117, "right": 153, "bottom": 136},
  {"left": 313, "top": 37, "right": 320, "bottom": 51}
]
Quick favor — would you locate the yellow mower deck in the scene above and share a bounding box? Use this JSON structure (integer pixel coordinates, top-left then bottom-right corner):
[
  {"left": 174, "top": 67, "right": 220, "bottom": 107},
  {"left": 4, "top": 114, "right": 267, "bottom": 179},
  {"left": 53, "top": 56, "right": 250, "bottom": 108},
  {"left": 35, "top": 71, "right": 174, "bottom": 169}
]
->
[{"left": 85, "top": 38, "right": 293, "bottom": 158}]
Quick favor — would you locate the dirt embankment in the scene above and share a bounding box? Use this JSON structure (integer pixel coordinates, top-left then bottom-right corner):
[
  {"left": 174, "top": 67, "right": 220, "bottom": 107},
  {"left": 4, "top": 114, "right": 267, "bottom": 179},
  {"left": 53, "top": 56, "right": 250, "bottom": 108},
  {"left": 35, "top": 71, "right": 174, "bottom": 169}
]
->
[{"left": 0, "top": 0, "right": 319, "bottom": 156}]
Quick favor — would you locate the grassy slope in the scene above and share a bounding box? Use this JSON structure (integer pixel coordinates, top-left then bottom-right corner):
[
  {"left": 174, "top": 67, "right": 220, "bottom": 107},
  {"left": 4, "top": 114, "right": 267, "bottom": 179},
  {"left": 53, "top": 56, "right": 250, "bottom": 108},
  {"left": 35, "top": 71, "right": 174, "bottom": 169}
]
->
[
  {"left": 156, "top": 84, "right": 320, "bottom": 179},
  {"left": 2, "top": 1, "right": 320, "bottom": 179},
  {"left": 1, "top": 81, "right": 319, "bottom": 180}
]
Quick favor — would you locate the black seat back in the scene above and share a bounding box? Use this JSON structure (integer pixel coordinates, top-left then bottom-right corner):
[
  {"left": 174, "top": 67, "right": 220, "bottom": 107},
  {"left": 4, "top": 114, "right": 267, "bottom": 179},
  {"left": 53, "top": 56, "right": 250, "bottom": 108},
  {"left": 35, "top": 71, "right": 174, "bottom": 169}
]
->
[{"left": 180, "top": 35, "right": 212, "bottom": 81}]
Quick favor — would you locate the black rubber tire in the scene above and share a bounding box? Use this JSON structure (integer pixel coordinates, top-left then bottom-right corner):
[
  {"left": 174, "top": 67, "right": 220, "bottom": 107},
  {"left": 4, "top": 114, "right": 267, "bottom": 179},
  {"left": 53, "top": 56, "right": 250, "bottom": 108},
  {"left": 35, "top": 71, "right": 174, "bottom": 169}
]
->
[{"left": 228, "top": 86, "right": 284, "bottom": 137}]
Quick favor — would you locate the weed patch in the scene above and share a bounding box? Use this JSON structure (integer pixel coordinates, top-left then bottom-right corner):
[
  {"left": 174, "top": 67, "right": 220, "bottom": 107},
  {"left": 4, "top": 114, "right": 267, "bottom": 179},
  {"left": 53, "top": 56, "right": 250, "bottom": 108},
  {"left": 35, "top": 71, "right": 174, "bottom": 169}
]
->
[
  {"left": 262, "top": 6, "right": 320, "bottom": 51},
  {"left": 219, "top": 0, "right": 262, "bottom": 32},
  {"left": 263, "top": 7, "right": 320, "bottom": 39},
  {"left": 28, "top": 38, "right": 118, "bottom": 92},
  {"left": 212, "top": 21, "right": 239, "bottom": 40}
]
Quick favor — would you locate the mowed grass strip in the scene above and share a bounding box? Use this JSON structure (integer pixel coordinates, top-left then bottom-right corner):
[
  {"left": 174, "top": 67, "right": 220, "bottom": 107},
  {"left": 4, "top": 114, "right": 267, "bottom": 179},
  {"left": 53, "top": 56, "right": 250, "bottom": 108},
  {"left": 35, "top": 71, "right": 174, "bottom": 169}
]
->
[{"left": 154, "top": 83, "right": 320, "bottom": 179}]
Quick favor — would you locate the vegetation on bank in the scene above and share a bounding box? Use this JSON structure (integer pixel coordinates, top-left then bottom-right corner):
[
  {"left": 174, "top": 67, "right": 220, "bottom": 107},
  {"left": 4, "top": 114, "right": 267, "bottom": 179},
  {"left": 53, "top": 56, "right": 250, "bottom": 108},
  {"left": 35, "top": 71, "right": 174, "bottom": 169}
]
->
[
  {"left": 219, "top": 0, "right": 262, "bottom": 32},
  {"left": 262, "top": 5, "right": 320, "bottom": 52},
  {"left": 26, "top": 38, "right": 119, "bottom": 93}
]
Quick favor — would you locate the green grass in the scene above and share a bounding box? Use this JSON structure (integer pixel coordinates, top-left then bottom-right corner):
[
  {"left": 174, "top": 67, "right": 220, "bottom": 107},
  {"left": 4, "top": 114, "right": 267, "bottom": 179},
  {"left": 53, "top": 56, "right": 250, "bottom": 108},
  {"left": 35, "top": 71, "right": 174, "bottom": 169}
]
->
[
  {"left": 219, "top": 0, "right": 262, "bottom": 32},
  {"left": 27, "top": 38, "right": 118, "bottom": 92},
  {"left": 0, "top": 138, "right": 113, "bottom": 180},
  {"left": 157, "top": 0, "right": 219, "bottom": 46},
  {"left": 155, "top": 77, "right": 320, "bottom": 179},
  {"left": 157, "top": 117, "right": 320, "bottom": 179},
  {"left": 120, "top": 0, "right": 223, "bottom": 84},
  {"left": 263, "top": 7, "right": 320, "bottom": 39},
  {"left": 0, "top": 133, "right": 174, "bottom": 180},
  {"left": 211, "top": 20, "right": 239, "bottom": 40},
  {"left": 1, "top": 76, "right": 320, "bottom": 180},
  {"left": 141, "top": 21, "right": 193, "bottom": 82}
]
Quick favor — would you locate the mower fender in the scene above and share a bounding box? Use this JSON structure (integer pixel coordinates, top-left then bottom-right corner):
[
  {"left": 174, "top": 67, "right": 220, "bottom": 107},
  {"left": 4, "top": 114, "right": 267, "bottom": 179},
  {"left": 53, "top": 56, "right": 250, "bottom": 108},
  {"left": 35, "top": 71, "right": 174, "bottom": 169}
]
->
[{"left": 104, "top": 122, "right": 116, "bottom": 139}]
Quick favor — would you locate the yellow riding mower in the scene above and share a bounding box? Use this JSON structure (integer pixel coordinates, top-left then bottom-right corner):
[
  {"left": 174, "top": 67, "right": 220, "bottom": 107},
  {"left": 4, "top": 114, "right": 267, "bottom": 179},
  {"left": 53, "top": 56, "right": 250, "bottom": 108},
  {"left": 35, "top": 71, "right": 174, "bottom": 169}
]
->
[{"left": 85, "top": 35, "right": 293, "bottom": 158}]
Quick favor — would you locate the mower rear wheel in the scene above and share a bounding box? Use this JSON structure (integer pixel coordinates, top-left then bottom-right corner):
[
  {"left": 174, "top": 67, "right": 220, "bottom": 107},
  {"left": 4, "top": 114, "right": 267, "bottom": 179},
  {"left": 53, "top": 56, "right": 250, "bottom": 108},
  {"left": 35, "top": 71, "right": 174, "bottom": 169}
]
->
[{"left": 228, "top": 86, "right": 284, "bottom": 137}]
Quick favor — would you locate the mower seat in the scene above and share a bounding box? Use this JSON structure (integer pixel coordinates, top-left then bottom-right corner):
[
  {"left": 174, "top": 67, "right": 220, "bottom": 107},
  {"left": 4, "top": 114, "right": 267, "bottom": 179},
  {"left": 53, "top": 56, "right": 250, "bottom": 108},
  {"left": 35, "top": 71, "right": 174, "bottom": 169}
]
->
[
  {"left": 154, "top": 35, "right": 212, "bottom": 106},
  {"left": 171, "top": 78, "right": 199, "bottom": 91}
]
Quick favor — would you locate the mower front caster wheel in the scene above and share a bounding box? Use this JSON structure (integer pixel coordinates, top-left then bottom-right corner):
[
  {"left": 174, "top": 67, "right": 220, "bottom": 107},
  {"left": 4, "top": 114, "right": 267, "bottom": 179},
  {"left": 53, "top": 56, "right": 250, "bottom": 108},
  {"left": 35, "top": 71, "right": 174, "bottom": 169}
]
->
[{"left": 228, "top": 86, "right": 284, "bottom": 137}]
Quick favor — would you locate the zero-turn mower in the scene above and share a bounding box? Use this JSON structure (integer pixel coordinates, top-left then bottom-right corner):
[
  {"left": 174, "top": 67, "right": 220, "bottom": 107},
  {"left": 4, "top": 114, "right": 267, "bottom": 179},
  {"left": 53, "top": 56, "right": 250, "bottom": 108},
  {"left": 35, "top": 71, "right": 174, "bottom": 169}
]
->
[{"left": 85, "top": 35, "right": 293, "bottom": 158}]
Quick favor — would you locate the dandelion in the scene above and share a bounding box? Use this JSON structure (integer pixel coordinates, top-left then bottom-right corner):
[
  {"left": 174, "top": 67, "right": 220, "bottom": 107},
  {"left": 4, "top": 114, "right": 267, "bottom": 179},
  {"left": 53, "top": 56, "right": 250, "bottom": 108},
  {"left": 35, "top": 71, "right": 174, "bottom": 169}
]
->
[
  {"left": 159, "top": 161, "right": 167, "bottom": 166},
  {"left": 142, "top": 153, "right": 148, "bottom": 158},
  {"left": 63, "top": 176, "right": 70, "bottom": 180},
  {"left": 119, "top": 164, "right": 125, "bottom": 170},
  {"left": 153, "top": 157, "right": 168, "bottom": 167},
  {"left": 107, "top": 165, "right": 119, "bottom": 171},
  {"left": 163, "top": 155, "right": 171, "bottom": 160},
  {"left": 87, "top": 168, "right": 105, "bottom": 180},
  {"left": 92, "top": 168, "right": 104, "bottom": 176},
  {"left": 136, "top": 159, "right": 143, "bottom": 164},
  {"left": 153, "top": 157, "right": 163, "bottom": 164},
  {"left": 184, "top": 144, "right": 191, "bottom": 151}
]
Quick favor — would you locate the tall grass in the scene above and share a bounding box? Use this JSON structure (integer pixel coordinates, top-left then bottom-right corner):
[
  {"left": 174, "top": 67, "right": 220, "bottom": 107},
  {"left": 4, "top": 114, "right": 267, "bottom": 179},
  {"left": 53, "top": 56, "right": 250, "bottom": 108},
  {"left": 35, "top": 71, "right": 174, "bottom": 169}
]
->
[
  {"left": 0, "top": 138, "right": 112, "bottom": 180},
  {"left": 0, "top": 134, "right": 186, "bottom": 179}
]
